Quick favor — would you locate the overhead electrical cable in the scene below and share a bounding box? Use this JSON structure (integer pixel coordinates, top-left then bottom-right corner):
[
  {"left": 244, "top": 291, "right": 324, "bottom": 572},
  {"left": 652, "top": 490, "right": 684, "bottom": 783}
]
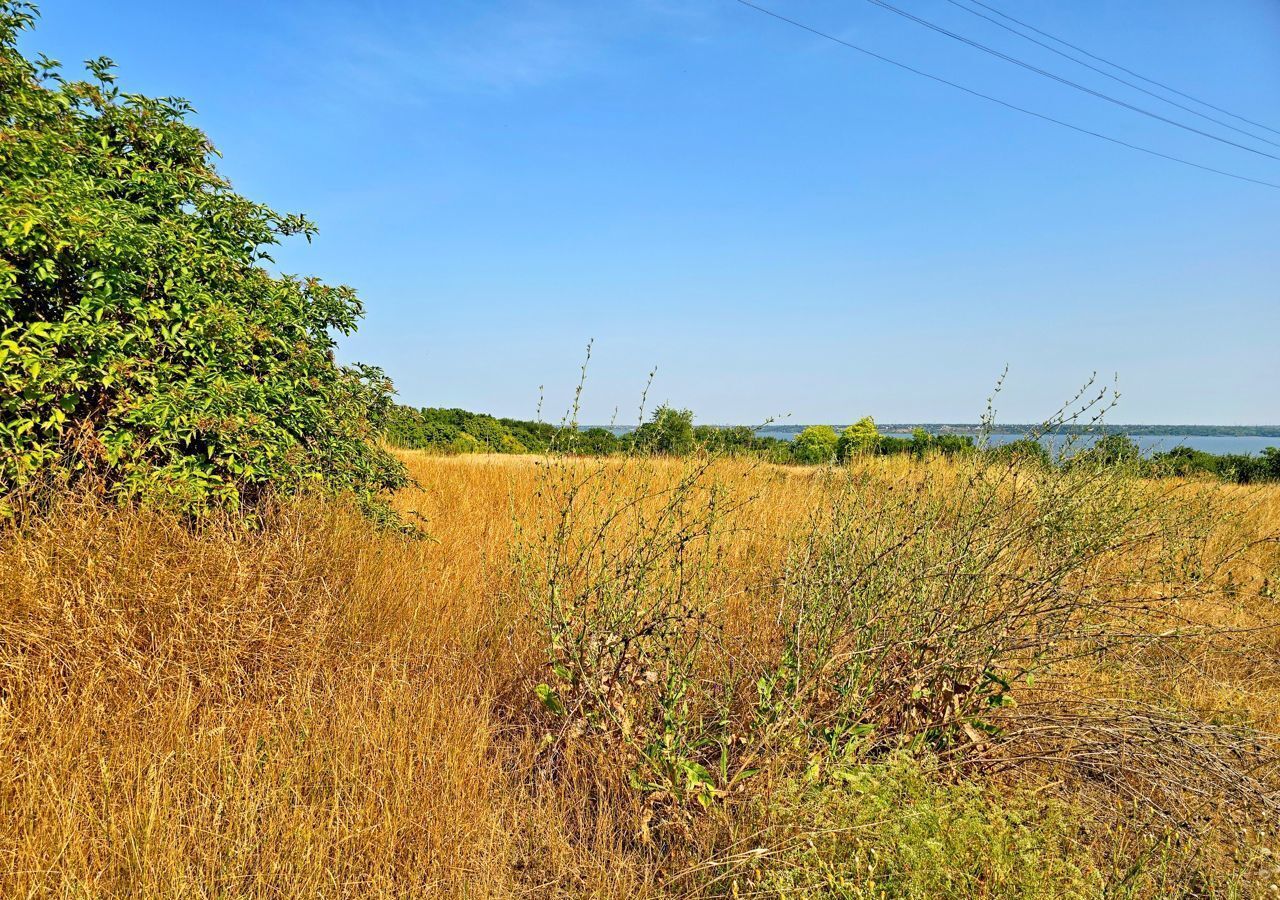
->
[
  {"left": 730, "top": 0, "right": 1280, "bottom": 190},
  {"left": 860, "top": 0, "right": 1280, "bottom": 163},
  {"left": 939, "top": 0, "right": 1280, "bottom": 150},
  {"left": 962, "top": 0, "right": 1280, "bottom": 138}
]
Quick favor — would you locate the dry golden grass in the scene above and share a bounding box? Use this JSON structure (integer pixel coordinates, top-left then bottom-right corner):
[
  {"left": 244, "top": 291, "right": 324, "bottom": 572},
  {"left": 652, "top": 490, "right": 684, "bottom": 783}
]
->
[{"left": 2, "top": 451, "right": 1278, "bottom": 897}]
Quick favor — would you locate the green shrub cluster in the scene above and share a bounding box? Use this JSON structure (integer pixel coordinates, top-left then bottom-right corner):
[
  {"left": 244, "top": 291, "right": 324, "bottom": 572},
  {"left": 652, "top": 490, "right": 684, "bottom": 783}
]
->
[
  {"left": 0, "top": 3, "right": 404, "bottom": 517},
  {"left": 1152, "top": 444, "right": 1280, "bottom": 484},
  {"left": 863, "top": 424, "right": 977, "bottom": 459},
  {"left": 1056, "top": 434, "right": 1280, "bottom": 484},
  {"left": 692, "top": 423, "right": 789, "bottom": 458},
  {"left": 384, "top": 405, "right": 558, "bottom": 455},
  {"left": 793, "top": 424, "right": 839, "bottom": 464}
]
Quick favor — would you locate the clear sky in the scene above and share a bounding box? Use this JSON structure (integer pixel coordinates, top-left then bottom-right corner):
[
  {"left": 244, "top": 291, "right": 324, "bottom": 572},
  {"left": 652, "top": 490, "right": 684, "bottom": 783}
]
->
[{"left": 21, "top": 1, "right": 1280, "bottom": 424}]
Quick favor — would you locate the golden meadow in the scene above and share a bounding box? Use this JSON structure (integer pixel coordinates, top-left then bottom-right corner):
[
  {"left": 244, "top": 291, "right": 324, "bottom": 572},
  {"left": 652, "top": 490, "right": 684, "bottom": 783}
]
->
[{"left": 3, "top": 449, "right": 1279, "bottom": 898}]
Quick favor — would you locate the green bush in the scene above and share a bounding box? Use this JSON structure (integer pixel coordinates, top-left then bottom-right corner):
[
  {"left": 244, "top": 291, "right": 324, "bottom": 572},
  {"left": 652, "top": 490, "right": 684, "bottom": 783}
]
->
[
  {"left": 383, "top": 405, "right": 556, "bottom": 454},
  {"left": 574, "top": 426, "right": 621, "bottom": 455},
  {"left": 1152, "top": 445, "right": 1280, "bottom": 484},
  {"left": 990, "top": 437, "right": 1053, "bottom": 469},
  {"left": 0, "top": 3, "right": 404, "bottom": 516},
  {"left": 794, "top": 424, "right": 839, "bottom": 464},
  {"left": 1074, "top": 432, "right": 1143, "bottom": 468},
  {"left": 384, "top": 406, "right": 461, "bottom": 450},
  {"left": 631, "top": 404, "right": 696, "bottom": 456},
  {"left": 500, "top": 416, "right": 556, "bottom": 453},
  {"left": 835, "top": 416, "right": 879, "bottom": 460},
  {"left": 929, "top": 432, "right": 976, "bottom": 456}
]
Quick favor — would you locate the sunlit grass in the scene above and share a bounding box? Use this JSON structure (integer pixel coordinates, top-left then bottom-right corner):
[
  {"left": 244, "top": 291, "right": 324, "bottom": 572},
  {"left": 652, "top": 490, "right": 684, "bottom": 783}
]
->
[{"left": 2, "top": 452, "right": 1278, "bottom": 897}]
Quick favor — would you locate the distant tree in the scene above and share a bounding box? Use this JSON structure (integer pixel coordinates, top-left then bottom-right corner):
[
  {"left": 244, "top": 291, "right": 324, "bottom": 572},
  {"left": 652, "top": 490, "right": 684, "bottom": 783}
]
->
[
  {"left": 836, "top": 417, "right": 879, "bottom": 461},
  {"left": 723, "top": 425, "right": 758, "bottom": 450},
  {"left": 384, "top": 406, "right": 461, "bottom": 449},
  {"left": 1150, "top": 444, "right": 1280, "bottom": 485},
  {"left": 764, "top": 440, "right": 796, "bottom": 465},
  {"left": 693, "top": 425, "right": 722, "bottom": 451},
  {"left": 1079, "top": 433, "right": 1142, "bottom": 468},
  {"left": 634, "top": 405, "right": 695, "bottom": 456},
  {"left": 1216, "top": 453, "right": 1271, "bottom": 484},
  {"left": 1263, "top": 447, "right": 1280, "bottom": 480},
  {"left": 932, "top": 433, "right": 976, "bottom": 456},
  {"left": 575, "top": 427, "right": 620, "bottom": 456},
  {"left": 694, "top": 424, "right": 758, "bottom": 455},
  {"left": 877, "top": 436, "right": 912, "bottom": 456},
  {"left": 993, "top": 438, "right": 1052, "bottom": 469},
  {"left": 501, "top": 418, "right": 555, "bottom": 453},
  {"left": 794, "top": 425, "right": 839, "bottom": 464},
  {"left": 908, "top": 428, "right": 933, "bottom": 457},
  {"left": 1150, "top": 445, "right": 1210, "bottom": 478},
  {"left": 384, "top": 405, "right": 562, "bottom": 455},
  {"left": 450, "top": 433, "right": 485, "bottom": 454},
  {"left": 497, "top": 433, "right": 527, "bottom": 454},
  {"left": 459, "top": 414, "right": 508, "bottom": 450}
]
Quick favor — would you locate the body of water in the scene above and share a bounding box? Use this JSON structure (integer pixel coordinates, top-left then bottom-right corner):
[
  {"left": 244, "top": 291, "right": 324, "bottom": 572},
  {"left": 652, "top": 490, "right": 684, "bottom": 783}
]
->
[{"left": 755, "top": 430, "right": 1277, "bottom": 457}]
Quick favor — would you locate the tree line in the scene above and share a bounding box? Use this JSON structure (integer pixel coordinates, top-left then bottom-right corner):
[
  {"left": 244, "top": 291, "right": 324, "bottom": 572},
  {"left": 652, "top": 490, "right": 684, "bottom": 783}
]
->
[
  {"left": 384, "top": 405, "right": 970, "bottom": 463},
  {"left": 385, "top": 404, "right": 1280, "bottom": 484}
]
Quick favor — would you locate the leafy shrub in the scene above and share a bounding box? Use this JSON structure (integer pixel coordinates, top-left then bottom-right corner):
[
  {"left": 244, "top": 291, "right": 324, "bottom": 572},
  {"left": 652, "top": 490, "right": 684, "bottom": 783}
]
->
[
  {"left": 929, "top": 432, "right": 977, "bottom": 455},
  {"left": 574, "top": 426, "right": 621, "bottom": 455},
  {"left": 793, "top": 424, "right": 838, "bottom": 464},
  {"left": 835, "top": 416, "right": 879, "bottom": 460},
  {"left": 384, "top": 406, "right": 461, "bottom": 450},
  {"left": 631, "top": 404, "right": 696, "bottom": 456},
  {"left": 384, "top": 405, "right": 557, "bottom": 454},
  {"left": 1152, "top": 445, "right": 1280, "bottom": 485},
  {"left": 1070, "top": 432, "right": 1143, "bottom": 468},
  {"left": 989, "top": 437, "right": 1053, "bottom": 469},
  {"left": 0, "top": 3, "right": 404, "bottom": 516},
  {"left": 872, "top": 428, "right": 977, "bottom": 458},
  {"left": 500, "top": 415, "right": 556, "bottom": 453}
]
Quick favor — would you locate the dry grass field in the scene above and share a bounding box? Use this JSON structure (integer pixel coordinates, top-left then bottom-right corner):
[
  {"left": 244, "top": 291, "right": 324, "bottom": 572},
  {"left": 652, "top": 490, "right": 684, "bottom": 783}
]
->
[{"left": 3, "top": 450, "right": 1279, "bottom": 898}]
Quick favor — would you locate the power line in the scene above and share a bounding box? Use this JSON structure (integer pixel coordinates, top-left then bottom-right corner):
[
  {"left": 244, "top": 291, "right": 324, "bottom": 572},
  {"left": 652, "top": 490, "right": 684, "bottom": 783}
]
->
[
  {"left": 862, "top": 0, "right": 1280, "bottom": 163},
  {"left": 730, "top": 0, "right": 1280, "bottom": 190},
  {"left": 963, "top": 0, "right": 1280, "bottom": 138},
  {"left": 940, "top": 0, "right": 1280, "bottom": 150}
]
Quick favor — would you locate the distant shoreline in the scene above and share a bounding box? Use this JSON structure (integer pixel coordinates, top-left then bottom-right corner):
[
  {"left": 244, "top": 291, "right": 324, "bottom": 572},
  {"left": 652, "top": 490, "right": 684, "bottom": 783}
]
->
[{"left": 591, "top": 424, "right": 1280, "bottom": 438}]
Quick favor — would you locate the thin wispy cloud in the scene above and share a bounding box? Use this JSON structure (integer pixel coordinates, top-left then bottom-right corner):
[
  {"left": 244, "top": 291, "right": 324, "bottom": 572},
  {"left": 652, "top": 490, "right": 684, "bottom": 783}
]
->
[
  {"left": 288, "top": 0, "right": 718, "bottom": 104},
  {"left": 428, "top": 3, "right": 592, "bottom": 92}
]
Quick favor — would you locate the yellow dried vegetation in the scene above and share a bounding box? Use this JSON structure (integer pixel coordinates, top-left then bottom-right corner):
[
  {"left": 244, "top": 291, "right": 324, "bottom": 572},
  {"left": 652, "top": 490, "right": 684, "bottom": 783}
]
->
[{"left": 3, "top": 451, "right": 1278, "bottom": 897}]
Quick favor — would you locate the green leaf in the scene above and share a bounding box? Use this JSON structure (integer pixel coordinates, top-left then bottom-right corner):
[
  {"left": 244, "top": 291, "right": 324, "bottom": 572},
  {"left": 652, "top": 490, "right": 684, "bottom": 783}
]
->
[{"left": 534, "top": 683, "right": 564, "bottom": 716}]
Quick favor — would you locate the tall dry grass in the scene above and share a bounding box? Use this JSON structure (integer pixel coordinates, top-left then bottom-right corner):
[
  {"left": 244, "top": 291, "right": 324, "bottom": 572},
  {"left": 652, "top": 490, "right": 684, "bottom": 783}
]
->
[{"left": 2, "top": 451, "right": 1278, "bottom": 897}]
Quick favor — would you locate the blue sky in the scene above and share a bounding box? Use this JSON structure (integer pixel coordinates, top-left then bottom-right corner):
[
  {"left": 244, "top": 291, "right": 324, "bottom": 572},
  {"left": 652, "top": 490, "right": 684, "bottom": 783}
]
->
[{"left": 22, "top": 1, "right": 1280, "bottom": 424}]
